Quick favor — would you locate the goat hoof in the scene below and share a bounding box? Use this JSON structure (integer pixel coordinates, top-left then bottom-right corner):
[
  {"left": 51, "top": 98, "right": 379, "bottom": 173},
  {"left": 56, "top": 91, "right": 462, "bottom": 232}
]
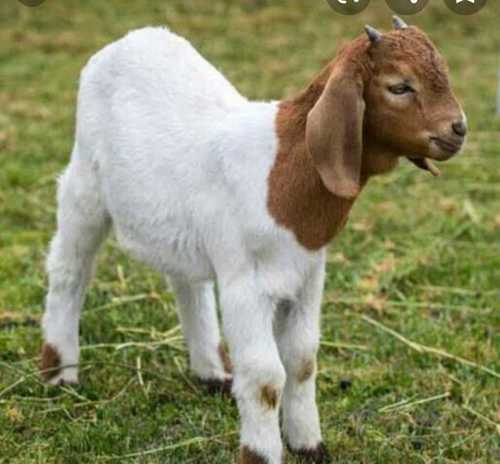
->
[
  {"left": 54, "top": 378, "right": 79, "bottom": 387},
  {"left": 40, "top": 343, "right": 79, "bottom": 386},
  {"left": 44, "top": 373, "right": 80, "bottom": 387},
  {"left": 45, "top": 372, "right": 80, "bottom": 387},
  {"left": 289, "top": 443, "right": 331, "bottom": 463},
  {"left": 198, "top": 377, "right": 233, "bottom": 397}
]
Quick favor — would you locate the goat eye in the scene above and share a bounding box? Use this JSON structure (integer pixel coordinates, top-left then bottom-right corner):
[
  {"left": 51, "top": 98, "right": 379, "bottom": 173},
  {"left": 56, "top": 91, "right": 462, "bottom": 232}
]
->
[{"left": 388, "top": 84, "right": 414, "bottom": 95}]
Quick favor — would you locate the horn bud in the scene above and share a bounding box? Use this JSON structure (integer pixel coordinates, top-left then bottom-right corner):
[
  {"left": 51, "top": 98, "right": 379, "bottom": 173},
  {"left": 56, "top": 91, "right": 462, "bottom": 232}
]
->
[
  {"left": 392, "top": 15, "right": 408, "bottom": 30},
  {"left": 364, "top": 25, "right": 382, "bottom": 44}
]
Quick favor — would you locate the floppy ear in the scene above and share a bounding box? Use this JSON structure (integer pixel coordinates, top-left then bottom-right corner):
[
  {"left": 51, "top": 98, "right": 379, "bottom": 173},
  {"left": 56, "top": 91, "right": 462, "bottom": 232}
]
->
[{"left": 306, "top": 71, "right": 365, "bottom": 199}]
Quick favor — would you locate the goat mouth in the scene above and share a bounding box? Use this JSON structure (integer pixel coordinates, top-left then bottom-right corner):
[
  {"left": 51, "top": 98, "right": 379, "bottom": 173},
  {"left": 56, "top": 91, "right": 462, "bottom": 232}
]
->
[{"left": 430, "top": 137, "right": 463, "bottom": 159}]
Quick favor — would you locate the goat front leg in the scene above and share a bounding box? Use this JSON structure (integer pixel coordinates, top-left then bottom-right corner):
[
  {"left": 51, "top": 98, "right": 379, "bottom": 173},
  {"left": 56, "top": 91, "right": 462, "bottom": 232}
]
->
[
  {"left": 275, "top": 254, "right": 331, "bottom": 463},
  {"left": 220, "top": 276, "right": 286, "bottom": 464}
]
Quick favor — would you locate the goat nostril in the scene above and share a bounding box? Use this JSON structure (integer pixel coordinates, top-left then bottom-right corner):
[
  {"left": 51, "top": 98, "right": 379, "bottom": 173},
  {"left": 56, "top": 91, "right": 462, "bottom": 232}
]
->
[{"left": 452, "top": 121, "right": 467, "bottom": 137}]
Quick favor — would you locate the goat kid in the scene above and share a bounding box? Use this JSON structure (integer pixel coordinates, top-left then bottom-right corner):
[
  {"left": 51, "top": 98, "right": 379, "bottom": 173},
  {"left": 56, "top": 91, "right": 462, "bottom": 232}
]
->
[{"left": 41, "top": 17, "right": 466, "bottom": 464}]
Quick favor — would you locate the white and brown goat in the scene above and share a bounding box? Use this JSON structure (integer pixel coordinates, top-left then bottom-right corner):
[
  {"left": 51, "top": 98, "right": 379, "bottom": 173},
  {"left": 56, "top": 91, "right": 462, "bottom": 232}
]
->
[{"left": 41, "top": 17, "right": 466, "bottom": 463}]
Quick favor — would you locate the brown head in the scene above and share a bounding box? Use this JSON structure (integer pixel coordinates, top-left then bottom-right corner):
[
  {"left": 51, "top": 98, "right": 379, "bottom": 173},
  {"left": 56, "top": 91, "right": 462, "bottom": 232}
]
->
[{"left": 306, "top": 16, "right": 466, "bottom": 199}]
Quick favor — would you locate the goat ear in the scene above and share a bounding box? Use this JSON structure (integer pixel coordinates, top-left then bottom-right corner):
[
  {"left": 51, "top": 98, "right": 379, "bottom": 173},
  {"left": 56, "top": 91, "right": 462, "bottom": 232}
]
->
[{"left": 306, "top": 72, "right": 365, "bottom": 199}]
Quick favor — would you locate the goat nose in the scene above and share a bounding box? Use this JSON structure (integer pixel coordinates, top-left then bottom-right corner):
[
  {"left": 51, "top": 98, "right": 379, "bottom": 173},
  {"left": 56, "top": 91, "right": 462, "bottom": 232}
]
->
[{"left": 452, "top": 120, "right": 467, "bottom": 137}]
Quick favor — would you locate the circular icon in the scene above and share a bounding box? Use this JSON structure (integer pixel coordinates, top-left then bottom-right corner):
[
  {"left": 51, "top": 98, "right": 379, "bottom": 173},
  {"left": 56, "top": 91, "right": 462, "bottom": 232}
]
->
[
  {"left": 326, "top": 0, "right": 371, "bottom": 16},
  {"left": 385, "top": 0, "right": 430, "bottom": 15},
  {"left": 18, "top": 0, "right": 46, "bottom": 6},
  {"left": 444, "top": 0, "right": 487, "bottom": 15}
]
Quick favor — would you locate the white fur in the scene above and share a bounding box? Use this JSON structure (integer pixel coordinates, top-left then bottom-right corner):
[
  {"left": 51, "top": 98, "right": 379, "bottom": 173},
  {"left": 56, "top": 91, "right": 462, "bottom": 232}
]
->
[{"left": 42, "top": 27, "right": 324, "bottom": 463}]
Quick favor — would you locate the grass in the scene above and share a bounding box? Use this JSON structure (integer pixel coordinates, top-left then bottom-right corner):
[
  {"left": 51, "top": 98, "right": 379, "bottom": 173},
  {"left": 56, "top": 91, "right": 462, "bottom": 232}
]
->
[{"left": 1, "top": 0, "right": 499, "bottom": 462}]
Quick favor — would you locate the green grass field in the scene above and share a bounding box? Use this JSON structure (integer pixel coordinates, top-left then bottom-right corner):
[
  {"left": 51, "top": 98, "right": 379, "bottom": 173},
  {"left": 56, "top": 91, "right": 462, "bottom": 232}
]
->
[{"left": 1, "top": 1, "right": 499, "bottom": 462}]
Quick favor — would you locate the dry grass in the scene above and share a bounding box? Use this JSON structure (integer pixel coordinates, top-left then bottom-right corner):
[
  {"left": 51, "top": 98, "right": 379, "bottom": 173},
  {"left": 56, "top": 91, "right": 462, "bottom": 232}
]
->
[{"left": 1, "top": 1, "right": 499, "bottom": 462}]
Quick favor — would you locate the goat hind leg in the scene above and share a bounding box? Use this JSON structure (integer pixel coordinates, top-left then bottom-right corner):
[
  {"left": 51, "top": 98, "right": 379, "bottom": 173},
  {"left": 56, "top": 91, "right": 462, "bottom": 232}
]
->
[
  {"left": 41, "top": 158, "right": 110, "bottom": 385},
  {"left": 169, "top": 278, "right": 232, "bottom": 393}
]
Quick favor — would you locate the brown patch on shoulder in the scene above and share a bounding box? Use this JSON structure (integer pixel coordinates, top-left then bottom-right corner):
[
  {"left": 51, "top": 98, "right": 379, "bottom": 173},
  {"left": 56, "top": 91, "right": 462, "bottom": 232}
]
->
[
  {"left": 40, "top": 343, "right": 61, "bottom": 381},
  {"left": 297, "top": 358, "right": 316, "bottom": 383},
  {"left": 239, "top": 445, "right": 269, "bottom": 464},
  {"left": 218, "top": 342, "right": 233, "bottom": 374},
  {"left": 267, "top": 84, "right": 356, "bottom": 250},
  {"left": 290, "top": 442, "right": 331, "bottom": 463},
  {"left": 260, "top": 384, "right": 279, "bottom": 410}
]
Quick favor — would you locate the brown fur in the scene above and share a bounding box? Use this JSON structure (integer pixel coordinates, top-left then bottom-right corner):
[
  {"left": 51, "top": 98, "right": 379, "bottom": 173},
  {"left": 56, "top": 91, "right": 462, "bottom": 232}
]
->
[
  {"left": 260, "top": 384, "right": 279, "bottom": 410},
  {"left": 267, "top": 95, "right": 358, "bottom": 250},
  {"left": 268, "top": 27, "right": 461, "bottom": 250},
  {"left": 239, "top": 446, "right": 269, "bottom": 464},
  {"left": 40, "top": 343, "right": 61, "bottom": 381},
  {"left": 218, "top": 342, "right": 233, "bottom": 374},
  {"left": 297, "top": 359, "right": 315, "bottom": 383}
]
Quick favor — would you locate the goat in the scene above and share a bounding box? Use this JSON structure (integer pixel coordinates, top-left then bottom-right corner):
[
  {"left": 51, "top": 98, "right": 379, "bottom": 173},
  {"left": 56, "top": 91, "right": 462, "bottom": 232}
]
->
[{"left": 41, "top": 17, "right": 466, "bottom": 464}]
